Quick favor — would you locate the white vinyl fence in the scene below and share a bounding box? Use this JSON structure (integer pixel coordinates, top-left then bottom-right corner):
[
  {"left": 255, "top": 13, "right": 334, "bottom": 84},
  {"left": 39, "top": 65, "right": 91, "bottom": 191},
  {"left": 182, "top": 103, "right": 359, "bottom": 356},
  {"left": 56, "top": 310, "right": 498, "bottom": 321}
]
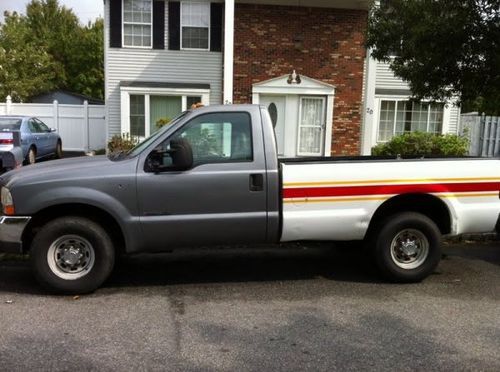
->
[
  {"left": 0, "top": 96, "right": 106, "bottom": 152},
  {"left": 460, "top": 113, "right": 500, "bottom": 157}
]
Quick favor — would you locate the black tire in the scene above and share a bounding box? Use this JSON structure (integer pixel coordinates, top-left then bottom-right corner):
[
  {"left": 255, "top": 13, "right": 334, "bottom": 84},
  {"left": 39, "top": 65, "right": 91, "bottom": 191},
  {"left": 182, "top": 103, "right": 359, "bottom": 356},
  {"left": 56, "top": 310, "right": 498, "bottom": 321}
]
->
[
  {"left": 25, "top": 146, "right": 36, "bottom": 165},
  {"left": 371, "top": 212, "right": 441, "bottom": 283},
  {"left": 55, "top": 140, "right": 63, "bottom": 159},
  {"left": 30, "top": 217, "right": 115, "bottom": 294}
]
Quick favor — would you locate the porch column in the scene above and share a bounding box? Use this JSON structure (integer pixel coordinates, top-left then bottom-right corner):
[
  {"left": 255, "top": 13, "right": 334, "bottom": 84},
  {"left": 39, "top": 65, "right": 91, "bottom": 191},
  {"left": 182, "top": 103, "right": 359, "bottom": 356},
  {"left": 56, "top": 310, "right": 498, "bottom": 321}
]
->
[
  {"left": 223, "top": 0, "right": 235, "bottom": 104},
  {"left": 361, "top": 51, "right": 377, "bottom": 155}
]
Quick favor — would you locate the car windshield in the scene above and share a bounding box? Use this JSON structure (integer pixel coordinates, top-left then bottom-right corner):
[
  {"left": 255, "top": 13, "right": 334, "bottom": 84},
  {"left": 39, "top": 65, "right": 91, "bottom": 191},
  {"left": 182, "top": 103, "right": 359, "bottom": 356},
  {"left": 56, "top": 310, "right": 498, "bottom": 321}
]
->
[
  {"left": 0, "top": 119, "right": 22, "bottom": 131},
  {"left": 112, "top": 111, "right": 190, "bottom": 160}
]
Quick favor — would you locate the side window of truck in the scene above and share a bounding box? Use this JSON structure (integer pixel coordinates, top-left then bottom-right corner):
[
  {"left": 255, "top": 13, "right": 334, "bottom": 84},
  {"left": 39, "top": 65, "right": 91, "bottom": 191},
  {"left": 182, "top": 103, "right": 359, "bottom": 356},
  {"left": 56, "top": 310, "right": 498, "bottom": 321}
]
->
[{"left": 157, "top": 112, "right": 253, "bottom": 167}]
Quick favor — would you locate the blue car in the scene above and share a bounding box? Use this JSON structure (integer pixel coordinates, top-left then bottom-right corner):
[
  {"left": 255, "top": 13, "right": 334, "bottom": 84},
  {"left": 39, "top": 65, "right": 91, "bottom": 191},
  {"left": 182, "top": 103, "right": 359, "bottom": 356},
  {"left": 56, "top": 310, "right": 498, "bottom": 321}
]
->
[{"left": 0, "top": 116, "right": 62, "bottom": 165}]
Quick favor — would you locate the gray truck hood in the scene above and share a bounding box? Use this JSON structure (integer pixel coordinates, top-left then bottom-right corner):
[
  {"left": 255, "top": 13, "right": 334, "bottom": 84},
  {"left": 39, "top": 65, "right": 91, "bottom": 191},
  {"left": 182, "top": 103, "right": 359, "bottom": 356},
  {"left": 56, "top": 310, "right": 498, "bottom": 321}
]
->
[{"left": 0, "top": 156, "right": 136, "bottom": 188}]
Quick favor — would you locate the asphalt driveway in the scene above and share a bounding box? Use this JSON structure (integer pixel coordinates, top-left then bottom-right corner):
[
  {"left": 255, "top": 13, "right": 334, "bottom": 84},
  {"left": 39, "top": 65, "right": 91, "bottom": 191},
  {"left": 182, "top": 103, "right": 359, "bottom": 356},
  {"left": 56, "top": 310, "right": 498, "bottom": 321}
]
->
[{"left": 0, "top": 242, "right": 499, "bottom": 371}]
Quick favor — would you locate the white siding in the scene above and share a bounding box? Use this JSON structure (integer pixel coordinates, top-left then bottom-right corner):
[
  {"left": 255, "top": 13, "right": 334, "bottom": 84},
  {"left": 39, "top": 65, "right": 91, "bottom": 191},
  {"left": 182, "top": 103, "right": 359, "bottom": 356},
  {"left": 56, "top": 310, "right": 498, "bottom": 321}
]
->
[
  {"left": 375, "top": 61, "right": 409, "bottom": 90},
  {"left": 104, "top": 0, "right": 223, "bottom": 137},
  {"left": 448, "top": 104, "right": 461, "bottom": 134}
]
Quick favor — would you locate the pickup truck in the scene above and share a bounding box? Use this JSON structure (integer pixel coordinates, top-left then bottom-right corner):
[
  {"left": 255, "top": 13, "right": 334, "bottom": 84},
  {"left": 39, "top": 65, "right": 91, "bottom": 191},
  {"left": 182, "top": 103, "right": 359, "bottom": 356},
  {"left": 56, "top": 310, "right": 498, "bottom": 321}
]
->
[{"left": 0, "top": 105, "right": 499, "bottom": 294}]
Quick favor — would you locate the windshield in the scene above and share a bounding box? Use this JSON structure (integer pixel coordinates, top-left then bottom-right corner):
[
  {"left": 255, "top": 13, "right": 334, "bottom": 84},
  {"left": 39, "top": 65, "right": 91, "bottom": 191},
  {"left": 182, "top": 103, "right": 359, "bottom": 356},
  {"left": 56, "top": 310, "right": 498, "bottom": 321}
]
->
[
  {"left": 0, "top": 118, "right": 22, "bottom": 131},
  {"left": 121, "top": 111, "right": 190, "bottom": 159}
]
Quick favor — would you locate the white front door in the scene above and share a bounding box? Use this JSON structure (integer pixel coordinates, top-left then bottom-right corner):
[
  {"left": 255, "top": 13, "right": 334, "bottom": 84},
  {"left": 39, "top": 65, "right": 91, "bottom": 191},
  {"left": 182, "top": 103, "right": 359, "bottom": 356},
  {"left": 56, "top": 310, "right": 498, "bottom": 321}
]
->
[
  {"left": 259, "top": 95, "right": 286, "bottom": 156},
  {"left": 297, "top": 97, "right": 326, "bottom": 156}
]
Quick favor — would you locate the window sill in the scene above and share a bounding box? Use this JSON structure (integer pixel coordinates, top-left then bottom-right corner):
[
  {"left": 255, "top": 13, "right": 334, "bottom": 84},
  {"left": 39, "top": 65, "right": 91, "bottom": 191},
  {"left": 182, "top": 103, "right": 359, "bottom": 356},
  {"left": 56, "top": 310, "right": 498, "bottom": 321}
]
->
[
  {"left": 180, "top": 47, "right": 211, "bottom": 52},
  {"left": 121, "top": 45, "right": 153, "bottom": 50}
]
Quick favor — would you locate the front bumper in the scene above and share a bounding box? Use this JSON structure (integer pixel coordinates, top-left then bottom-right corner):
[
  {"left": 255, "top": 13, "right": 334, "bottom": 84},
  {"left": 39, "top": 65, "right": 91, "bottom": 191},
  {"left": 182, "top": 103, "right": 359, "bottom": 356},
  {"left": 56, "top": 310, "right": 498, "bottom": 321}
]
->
[{"left": 0, "top": 216, "right": 31, "bottom": 253}]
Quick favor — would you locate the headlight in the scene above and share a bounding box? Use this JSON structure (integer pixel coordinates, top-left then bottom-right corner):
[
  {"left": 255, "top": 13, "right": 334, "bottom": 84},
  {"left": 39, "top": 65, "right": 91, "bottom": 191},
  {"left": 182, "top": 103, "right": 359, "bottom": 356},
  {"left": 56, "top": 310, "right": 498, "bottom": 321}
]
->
[{"left": 1, "top": 187, "right": 14, "bottom": 215}]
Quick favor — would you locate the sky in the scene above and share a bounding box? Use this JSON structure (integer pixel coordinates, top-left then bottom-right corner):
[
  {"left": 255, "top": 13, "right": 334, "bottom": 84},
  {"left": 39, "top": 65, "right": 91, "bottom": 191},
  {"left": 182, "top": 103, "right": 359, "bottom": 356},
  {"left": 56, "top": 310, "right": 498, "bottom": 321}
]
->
[{"left": 0, "top": 0, "right": 104, "bottom": 24}]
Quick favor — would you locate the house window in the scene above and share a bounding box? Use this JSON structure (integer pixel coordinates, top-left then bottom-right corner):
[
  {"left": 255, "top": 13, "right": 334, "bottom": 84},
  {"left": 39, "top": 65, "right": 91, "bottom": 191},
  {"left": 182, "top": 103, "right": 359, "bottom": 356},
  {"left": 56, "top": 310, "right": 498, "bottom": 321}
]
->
[
  {"left": 130, "top": 95, "right": 146, "bottom": 137},
  {"left": 298, "top": 97, "right": 326, "bottom": 156},
  {"left": 123, "top": 0, "right": 152, "bottom": 47},
  {"left": 181, "top": 2, "right": 210, "bottom": 50},
  {"left": 378, "top": 100, "right": 444, "bottom": 142},
  {"left": 122, "top": 89, "right": 210, "bottom": 138},
  {"left": 150, "top": 96, "right": 182, "bottom": 133}
]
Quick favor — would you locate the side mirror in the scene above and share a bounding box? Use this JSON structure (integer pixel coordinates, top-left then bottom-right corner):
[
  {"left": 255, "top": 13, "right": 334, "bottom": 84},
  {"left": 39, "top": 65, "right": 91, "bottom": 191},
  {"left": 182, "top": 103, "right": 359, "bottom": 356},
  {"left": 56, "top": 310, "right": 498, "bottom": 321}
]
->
[
  {"left": 50, "top": 128, "right": 57, "bottom": 132},
  {"left": 168, "top": 138, "right": 193, "bottom": 171},
  {"left": 147, "top": 138, "right": 193, "bottom": 173}
]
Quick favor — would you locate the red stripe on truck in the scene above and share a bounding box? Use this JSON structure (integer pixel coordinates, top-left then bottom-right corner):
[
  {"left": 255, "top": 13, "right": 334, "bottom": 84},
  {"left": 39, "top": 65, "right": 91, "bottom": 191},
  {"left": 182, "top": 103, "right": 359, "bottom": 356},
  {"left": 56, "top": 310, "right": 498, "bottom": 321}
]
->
[{"left": 283, "top": 182, "right": 500, "bottom": 199}]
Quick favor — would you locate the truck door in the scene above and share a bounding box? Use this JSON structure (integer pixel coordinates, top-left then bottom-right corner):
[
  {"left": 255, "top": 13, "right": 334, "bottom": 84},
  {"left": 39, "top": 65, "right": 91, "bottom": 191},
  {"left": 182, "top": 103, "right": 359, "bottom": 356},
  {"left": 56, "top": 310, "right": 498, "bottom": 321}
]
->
[{"left": 136, "top": 110, "right": 268, "bottom": 250}]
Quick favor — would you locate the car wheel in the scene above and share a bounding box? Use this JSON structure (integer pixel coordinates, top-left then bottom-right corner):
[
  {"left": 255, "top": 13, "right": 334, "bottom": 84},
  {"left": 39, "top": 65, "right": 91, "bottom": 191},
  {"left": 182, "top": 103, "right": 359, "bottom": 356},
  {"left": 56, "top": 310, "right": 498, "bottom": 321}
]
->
[
  {"left": 371, "top": 212, "right": 441, "bottom": 283},
  {"left": 30, "top": 217, "right": 115, "bottom": 294},
  {"left": 55, "top": 140, "right": 63, "bottom": 159},
  {"left": 25, "top": 146, "right": 36, "bottom": 165}
]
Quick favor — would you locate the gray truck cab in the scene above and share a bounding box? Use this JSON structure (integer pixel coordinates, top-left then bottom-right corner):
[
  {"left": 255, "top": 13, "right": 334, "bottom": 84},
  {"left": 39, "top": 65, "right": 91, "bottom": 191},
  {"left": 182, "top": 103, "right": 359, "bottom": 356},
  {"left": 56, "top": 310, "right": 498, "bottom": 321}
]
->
[{"left": 133, "top": 104, "right": 280, "bottom": 249}]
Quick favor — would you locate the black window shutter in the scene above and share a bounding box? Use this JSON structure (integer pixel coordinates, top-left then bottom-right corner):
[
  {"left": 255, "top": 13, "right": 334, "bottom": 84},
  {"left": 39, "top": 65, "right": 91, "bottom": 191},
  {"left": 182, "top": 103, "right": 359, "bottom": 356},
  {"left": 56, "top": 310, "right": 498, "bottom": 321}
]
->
[
  {"left": 153, "top": 1, "right": 165, "bottom": 49},
  {"left": 210, "top": 3, "right": 223, "bottom": 52},
  {"left": 109, "top": 0, "right": 122, "bottom": 48},
  {"left": 168, "top": 2, "right": 180, "bottom": 50}
]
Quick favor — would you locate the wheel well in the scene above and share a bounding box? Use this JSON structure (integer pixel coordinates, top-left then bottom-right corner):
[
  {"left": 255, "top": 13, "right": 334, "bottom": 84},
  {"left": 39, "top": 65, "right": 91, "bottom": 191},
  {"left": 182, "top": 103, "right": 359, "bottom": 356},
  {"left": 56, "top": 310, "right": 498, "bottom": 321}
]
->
[
  {"left": 22, "top": 204, "right": 126, "bottom": 255},
  {"left": 366, "top": 193, "right": 451, "bottom": 238}
]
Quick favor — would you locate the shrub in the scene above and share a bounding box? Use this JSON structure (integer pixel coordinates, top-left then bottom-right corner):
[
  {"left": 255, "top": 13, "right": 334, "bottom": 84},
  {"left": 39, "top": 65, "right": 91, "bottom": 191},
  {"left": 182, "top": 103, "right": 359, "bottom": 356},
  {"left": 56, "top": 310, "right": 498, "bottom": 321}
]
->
[
  {"left": 371, "top": 132, "right": 469, "bottom": 157},
  {"left": 93, "top": 148, "right": 106, "bottom": 155},
  {"left": 432, "top": 133, "right": 470, "bottom": 156},
  {"left": 107, "top": 133, "right": 139, "bottom": 154}
]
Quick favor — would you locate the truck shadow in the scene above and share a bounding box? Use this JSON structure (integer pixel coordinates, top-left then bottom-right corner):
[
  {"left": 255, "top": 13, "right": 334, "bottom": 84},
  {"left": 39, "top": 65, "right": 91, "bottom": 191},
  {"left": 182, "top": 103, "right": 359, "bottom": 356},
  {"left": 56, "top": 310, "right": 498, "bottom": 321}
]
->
[
  {"left": 0, "top": 242, "right": 497, "bottom": 295},
  {"left": 0, "top": 244, "right": 379, "bottom": 295},
  {"left": 106, "top": 243, "right": 381, "bottom": 289}
]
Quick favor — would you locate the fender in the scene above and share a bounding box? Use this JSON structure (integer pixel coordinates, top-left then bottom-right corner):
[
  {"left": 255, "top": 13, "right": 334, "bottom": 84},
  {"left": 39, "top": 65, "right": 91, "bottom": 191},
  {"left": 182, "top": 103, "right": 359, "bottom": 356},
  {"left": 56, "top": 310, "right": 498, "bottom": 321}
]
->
[{"left": 19, "top": 186, "right": 143, "bottom": 253}]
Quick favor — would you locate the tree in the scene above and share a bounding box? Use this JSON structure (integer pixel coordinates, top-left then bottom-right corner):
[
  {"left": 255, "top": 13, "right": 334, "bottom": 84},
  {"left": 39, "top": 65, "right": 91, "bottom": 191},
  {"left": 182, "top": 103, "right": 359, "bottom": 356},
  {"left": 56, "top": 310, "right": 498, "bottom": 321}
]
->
[
  {"left": 0, "top": 11, "right": 59, "bottom": 101},
  {"left": 367, "top": 0, "right": 500, "bottom": 115},
  {"left": 0, "top": 0, "right": 104, "bottom": 102},
  {"left": 64, "top": 19, "right": 104, "bottom": 100}
]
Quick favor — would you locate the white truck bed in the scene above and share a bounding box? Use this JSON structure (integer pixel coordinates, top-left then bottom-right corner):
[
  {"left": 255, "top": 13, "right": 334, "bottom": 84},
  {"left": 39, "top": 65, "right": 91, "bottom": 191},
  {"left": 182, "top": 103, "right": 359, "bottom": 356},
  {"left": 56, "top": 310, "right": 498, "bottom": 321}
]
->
[{"left": 281, "top": 158, "right": 500, "bottom": 241}]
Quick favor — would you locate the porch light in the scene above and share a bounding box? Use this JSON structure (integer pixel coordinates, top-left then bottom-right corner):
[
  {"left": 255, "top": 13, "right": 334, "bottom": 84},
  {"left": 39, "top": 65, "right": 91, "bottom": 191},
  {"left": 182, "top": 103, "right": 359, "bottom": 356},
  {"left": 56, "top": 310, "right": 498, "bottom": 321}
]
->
[{"left": 287, "top": 70, "right": 302, "bottom": 85}]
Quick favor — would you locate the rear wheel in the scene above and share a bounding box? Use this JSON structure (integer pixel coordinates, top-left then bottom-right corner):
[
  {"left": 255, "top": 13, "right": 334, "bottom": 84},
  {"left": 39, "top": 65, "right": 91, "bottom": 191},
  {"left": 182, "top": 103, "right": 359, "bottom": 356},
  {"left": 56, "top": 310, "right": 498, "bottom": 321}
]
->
[
  {"left": 371, "top": 212, "right": 441, "bottom": 282},
  {"left": 25, "top": 146, "right": 36, "bottom": 165},
  {"left": 30, "top": 217, "right": 115, "bottom": 294}
]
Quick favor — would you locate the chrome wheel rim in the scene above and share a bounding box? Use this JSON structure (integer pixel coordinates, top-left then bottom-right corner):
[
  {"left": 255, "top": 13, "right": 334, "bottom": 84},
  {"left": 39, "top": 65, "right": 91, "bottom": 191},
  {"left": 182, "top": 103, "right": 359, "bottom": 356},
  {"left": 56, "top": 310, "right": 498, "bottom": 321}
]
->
[
  {"left": 47, "top": 235, "right": 95, "bottom": 280},
  {"left": 390, "top": 229, "right": 429, "bottom": 269}
]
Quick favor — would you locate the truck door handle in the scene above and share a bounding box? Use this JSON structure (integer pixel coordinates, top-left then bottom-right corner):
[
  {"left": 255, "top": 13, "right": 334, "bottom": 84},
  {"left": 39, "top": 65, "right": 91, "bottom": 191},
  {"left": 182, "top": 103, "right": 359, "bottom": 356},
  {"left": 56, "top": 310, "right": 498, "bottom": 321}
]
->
[{"left": 249, "top": 174, "right": 264, "bottom": 191}]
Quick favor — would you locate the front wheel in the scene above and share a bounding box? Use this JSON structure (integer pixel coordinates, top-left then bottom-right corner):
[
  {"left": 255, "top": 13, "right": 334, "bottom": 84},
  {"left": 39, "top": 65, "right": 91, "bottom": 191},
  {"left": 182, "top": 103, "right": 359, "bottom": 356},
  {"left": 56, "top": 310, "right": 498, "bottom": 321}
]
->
[
  {"left": 55, "top": 140, "right": 62, "bottom": 159},
  {"left": 30, "top": 217, "right": 115, "bottom": 294},
  {"left": 371, "top": 212, "right": 442, "bottom": 283}
]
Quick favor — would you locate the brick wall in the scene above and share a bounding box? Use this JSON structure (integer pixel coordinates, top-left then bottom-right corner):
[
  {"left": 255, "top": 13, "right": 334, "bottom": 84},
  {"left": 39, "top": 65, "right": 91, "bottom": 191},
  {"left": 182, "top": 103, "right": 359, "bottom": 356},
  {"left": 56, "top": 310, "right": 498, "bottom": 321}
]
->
[{"left": 233, "top": 4, "right": 367, "bottom": 155}]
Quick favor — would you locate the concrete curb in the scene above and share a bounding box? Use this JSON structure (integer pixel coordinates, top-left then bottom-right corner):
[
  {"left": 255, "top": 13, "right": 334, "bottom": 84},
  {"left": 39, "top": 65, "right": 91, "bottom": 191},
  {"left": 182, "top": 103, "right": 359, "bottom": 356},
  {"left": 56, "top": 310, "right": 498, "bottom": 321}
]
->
[{"left": 445, "top": 233, "right": 498, "bottom": 243}]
